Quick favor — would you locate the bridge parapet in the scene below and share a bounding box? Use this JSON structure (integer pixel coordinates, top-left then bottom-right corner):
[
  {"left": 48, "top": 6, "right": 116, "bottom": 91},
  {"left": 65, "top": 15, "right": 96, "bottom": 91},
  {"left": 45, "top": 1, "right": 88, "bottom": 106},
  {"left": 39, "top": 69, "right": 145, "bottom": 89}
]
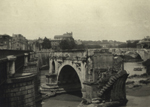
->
[
  {"left": 0, "top": 51, "right": 40, "bottom": 107},
  {"left": 52, "top": 50, "right": 87, "bottom": 61},
  {"left": 105, "top": 48, "right": 150, "bottom": 61}
]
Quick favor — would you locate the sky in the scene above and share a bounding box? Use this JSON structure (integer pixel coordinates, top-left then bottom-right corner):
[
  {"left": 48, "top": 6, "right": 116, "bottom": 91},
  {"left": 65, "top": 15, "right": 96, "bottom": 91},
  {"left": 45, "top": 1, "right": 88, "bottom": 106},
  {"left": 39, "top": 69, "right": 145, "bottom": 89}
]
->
[{"left": 0, "top": 0, "right": 150, "bottom": 42}]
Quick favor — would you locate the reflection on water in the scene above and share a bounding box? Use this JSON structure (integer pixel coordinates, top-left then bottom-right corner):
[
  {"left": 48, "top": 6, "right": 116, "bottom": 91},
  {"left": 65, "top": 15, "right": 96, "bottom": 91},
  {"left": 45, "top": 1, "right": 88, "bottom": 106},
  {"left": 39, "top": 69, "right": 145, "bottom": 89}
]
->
[
  {"left": 39, "top": 91, "right": 82, "bottom": 107},
  {"left": 124, "top": 62, "right": 146, "bottom": 76}
]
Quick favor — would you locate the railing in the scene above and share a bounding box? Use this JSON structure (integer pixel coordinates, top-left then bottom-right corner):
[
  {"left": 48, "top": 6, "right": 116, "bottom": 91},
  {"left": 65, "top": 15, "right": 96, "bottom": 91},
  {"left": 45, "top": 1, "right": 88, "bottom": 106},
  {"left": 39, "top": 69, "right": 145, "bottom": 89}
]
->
[
  {"left": 0, "top": 52, "right": 31, "bottom": 85},
  {"left": 0, "top": 52, "right": 39, "bottom": 107},
  {"left": 0, "top": 49, "right": 31, "bottom": 59}
]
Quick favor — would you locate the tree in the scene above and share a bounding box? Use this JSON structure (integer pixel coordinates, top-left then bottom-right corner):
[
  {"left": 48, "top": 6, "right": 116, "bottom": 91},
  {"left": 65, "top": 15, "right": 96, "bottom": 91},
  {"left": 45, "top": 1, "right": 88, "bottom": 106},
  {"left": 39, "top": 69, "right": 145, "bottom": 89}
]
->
[
  {"left": 126, "top": 40, "right": 139, "bottom": 48},
  {"left": 59, "top": 37, "right": 76, "bottom": 50},
  {"left": 42, "top": 37, "right": 51, "bottom": 49}
]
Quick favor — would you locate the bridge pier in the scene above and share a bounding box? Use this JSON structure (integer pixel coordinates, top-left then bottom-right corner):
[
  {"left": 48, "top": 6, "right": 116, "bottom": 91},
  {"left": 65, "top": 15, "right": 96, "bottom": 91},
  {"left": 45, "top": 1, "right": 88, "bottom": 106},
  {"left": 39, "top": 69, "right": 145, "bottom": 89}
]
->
[
  {"left": 7, "top": 55, "right": 16, "bottom": 78},
  {"left": 49, "top": 58, "right": 59, "bottom": 74},
  {"left": 24, "top": 53, "right": 28, "bottom": 66}
]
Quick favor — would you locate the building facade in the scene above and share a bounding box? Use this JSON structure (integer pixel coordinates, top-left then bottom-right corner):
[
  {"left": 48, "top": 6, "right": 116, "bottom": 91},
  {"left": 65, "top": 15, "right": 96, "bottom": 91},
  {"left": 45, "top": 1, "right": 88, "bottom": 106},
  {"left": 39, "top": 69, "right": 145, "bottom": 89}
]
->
[
  {"left": 0, "top": 34, "right": 12, "bottom": 49},
  {"left": 12, "top": 34, "right": 28, "bottom": 50},
  {"left": 54, "top": 32, "right": 73, "bottom": 40},
  {"left": 28, "top": 38, "right": 44, "bottom": 51},
  {"left": 51, "top": 32, "right": 73, "bottom": 49}
]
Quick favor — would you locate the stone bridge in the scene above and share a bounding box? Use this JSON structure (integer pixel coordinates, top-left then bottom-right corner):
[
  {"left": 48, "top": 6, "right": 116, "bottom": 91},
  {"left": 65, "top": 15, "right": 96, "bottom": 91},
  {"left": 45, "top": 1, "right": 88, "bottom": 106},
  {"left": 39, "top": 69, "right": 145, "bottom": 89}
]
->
[
  {"left": 109, "top": 48, "right": 150, "bottom": 61},
  {"left": 136, "top": 49, "right": 150, "bottom": 61},
  {"left": 46, "top": 49, "right": 128, "bottom": 106}
]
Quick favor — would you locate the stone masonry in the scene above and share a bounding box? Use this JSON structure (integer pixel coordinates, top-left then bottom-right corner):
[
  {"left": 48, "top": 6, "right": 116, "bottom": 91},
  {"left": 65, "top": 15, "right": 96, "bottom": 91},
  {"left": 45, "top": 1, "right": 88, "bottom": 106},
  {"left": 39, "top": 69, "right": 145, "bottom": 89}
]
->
[
  {"left": 44, "top": 49, "right": 128, "bottom": 107},
  {"left": 0, "top": 52, "right": 40, "bottom": 107}
]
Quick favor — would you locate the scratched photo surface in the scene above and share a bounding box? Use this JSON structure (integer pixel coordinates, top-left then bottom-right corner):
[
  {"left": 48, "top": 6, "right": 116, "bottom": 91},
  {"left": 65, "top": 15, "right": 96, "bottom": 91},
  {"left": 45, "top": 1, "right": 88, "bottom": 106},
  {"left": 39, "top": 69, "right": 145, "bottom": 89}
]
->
[{"left": 0, "top": 0, "right": 150, "bottom": 107}]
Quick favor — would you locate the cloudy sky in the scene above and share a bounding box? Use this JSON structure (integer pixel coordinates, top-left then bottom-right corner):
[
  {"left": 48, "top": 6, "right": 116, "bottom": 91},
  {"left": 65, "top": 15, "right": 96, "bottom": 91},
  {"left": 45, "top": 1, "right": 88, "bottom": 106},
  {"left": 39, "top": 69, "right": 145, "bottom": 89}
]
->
[{"left": 0, "top": 0, "right": 150, "bottom": 41}]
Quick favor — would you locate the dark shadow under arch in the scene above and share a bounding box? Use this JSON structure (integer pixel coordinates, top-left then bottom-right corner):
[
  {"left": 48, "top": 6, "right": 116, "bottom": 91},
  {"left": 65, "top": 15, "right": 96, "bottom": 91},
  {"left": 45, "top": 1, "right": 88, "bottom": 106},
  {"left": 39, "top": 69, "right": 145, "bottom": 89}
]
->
[
  {"left": 58, "top": 65, "right": 82, "bottom": 97},
  {"left": 143, "top": 44, "right": 148, "bottom": 48}
]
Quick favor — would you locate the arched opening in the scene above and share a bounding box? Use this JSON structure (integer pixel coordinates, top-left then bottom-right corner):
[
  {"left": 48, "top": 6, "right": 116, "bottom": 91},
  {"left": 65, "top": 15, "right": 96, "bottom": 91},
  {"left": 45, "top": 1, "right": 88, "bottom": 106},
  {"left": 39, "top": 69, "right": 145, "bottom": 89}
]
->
[
  {"left": 58, "top": 65, "right": 82, "bottom": 98},
  {"left": 136, "top": 53, "right": 143, "bottom": 61},
  {"left": 52, "top": 61, "right": 55, "bottom": 73}
]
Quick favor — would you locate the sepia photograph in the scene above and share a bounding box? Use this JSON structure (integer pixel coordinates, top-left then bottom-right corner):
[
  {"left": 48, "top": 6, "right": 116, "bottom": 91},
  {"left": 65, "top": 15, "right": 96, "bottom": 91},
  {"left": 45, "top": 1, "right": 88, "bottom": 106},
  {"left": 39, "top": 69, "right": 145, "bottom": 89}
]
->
[{"left": 0, "top": 0, "right": 150, "bottom": 107}]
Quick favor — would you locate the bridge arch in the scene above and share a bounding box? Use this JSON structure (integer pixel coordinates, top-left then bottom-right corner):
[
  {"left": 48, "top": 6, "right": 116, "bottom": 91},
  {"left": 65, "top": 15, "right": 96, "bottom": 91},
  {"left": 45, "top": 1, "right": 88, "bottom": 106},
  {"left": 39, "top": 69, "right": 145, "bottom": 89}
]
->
[
  {"left": 136, "top": 49, "right": 150, "bottom": 61},
  {"left": 57, "top": 61, "right": 84, "bottom": 89}
]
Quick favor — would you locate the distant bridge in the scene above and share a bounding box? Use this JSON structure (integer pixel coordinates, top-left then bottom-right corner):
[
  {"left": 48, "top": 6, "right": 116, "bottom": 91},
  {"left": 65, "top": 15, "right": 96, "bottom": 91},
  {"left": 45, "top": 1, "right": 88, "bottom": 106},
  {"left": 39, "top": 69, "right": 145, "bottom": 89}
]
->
[
  {"left": 108, "top": 48, "right": 150, "bottom": 61},
  {"left": 136, "top": 49, "right": 150, "bottom": 61}
]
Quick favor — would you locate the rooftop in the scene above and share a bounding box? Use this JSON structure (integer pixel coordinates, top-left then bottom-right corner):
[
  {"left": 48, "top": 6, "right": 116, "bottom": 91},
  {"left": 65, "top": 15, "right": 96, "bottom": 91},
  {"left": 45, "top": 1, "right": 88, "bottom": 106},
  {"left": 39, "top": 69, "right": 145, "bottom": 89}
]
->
[{"left": 54, "top": 32, "right": 73, "bottom": 39}]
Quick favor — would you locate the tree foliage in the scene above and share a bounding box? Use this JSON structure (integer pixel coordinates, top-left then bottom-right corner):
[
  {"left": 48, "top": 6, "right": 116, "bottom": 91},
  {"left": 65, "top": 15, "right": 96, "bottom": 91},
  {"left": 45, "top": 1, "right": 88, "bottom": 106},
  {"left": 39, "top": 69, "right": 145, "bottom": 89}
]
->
[
  {"left": 42, "top": 37, "right": 51, "bottom": 49},
  {"left": 59, "top": 37, "right": 76, "bottom": 50},
  {"left": 76, "top": 44, "right": 85, "bottom": 49},
  {"left": 126, "top": 40, "right": 139, "bottom": 48}
]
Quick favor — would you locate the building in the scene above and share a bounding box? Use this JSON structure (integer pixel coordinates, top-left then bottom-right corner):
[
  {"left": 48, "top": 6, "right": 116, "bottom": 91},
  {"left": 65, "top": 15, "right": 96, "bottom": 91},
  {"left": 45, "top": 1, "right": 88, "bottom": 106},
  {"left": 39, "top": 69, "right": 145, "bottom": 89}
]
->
[
  {"left": 28, "top": 40, "right": 36, "bottom": 51},
  {"left": 12, "top": 34, "right": 28, "bottom": 50},
  {"left": 75, "top": 40, "right": 82, "bottom": 45},
  {"left": 51, "top": 32, "right": 73, "bottom": 49},
  {"left": 100, "top": 40, "right": 110, "bottom": 48},
  {"left": 36, "top": 37, "right": 43, "bottom": 51},
  {"left": 28, "top": 38, "right": 44, "bottom": 51},
  {"left": 137, "top": 36, "right": 150, "bottom": 48},
  {"left": 54, "top": 32, "right": 73, "bottom": 40},
  {"left": 99, "top": 40, "right": 121, "bottom": 48},
  {"left": 0, "top": 34, "right": 12, "bottom": 49}
]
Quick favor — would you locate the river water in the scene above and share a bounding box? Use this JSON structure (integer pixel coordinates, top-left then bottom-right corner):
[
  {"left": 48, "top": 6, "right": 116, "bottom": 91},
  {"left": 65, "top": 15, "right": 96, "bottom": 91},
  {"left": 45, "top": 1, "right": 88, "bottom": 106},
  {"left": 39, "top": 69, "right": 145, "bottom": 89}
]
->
[
  {"left": 42, "top": 92, "right": 82, "bottom": 107},
  {"left": 40, "top": 94, "right": 150, "bottom": 107},
  {"left": 124, "top": 62, "right": 146, "bottom": 76}
]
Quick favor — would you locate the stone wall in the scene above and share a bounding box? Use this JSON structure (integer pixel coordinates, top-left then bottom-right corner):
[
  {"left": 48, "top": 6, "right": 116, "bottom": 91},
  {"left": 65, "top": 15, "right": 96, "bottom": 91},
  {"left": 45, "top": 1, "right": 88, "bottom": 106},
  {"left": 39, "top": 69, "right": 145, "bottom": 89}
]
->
[
  {"left": 0, "top": 52, "right": 39, "bottom": 107},
  {"left": 23, "top": 57, "right": 41, "bottom": 99},
  {"left": 0, "top": 74, "right": 35, "bottom": 107}
]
